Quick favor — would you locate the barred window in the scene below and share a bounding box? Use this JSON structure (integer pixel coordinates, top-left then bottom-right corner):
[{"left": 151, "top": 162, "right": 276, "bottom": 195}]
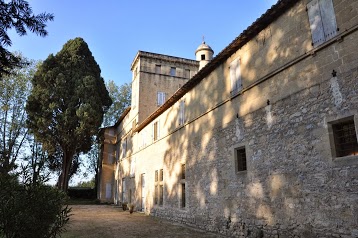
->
[
  {"left": 236, "top": 147, "right": 247, "bottom": 171},
  {"left": 332, "top": 119, "right": 358, "bottom": 157}
]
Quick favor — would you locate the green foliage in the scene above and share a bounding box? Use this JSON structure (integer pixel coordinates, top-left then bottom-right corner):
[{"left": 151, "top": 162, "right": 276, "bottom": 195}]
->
[
  {"left": 26, "top": 37, "right": 112, "bottom": 190},
  {"left": 0, "top": 0, "right": 54, "bottom": 78},
  {"left": 102, "top": 80, "right": 131, "bottom": 127},
  {"left": 0, "top": 175, "right": 71, "bottom": 238},
  {"left": 0, "top": 54, "right": 37, "bottom": 174},
  {"left": 75, "top": 177, "right": 95, "bottom": 188}
]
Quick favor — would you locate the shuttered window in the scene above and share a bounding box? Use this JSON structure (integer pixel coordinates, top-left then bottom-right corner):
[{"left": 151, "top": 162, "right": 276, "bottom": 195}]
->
[
  {"left": 230, "top": 58, "right": 242, "bottom": 96},
  {"left": 307, "top": 0, "right": 337, "bottom": 47},
  {"left": 179, "top": 100, "right": 185, "bottom": 125},
  {"left": 153, "top": 121, "right": 159, "bottom": 141},
  {"left": 157, "top": 92, "right": 166, "bottom": 106}
]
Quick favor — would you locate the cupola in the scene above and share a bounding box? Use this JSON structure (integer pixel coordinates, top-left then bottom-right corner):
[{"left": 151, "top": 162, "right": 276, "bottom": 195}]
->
[{"left": 195, "top": 40, "right": 214, "bottom": 70}]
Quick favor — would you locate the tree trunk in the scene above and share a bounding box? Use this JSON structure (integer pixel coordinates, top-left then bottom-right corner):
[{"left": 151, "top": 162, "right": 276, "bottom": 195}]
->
[{"left": 59, "top": 151, "right": 73, "bottom": 192}]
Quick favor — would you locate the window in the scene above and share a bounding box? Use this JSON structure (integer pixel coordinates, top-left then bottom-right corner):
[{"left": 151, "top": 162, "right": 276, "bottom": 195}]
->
[
  {"left": 181, "top": 164, "right": 185, "bottom": 180},
  {"left": 184, "top": 69, "right": 190, "bottom": 78},
  {"left": 157, "top": 92, "right": 166, "bottom": 106},
  {"left": 180, "top": 164, "right": 186, "bottom": 208},
  {"left": 329, "top": 117, "right": 358, "bottom": 158},
  {"left": 154, "top": 169, "right": 164, "bottom": 206},
  {"left": 307, "top": 0, "right": 337, "bottom": 47},
  {"left": 235, "top": 147, "right": 247, "bottom": 172},
  {"left": 155, "top": 64, "right": 161, "bottom": 74},
  {"left": 159, "top": 185, "right": 164, "bottom": 206},
  {"left": 170, "top": 67, "right": 176, "bottom": 76},
  {"left": 159, "top": 169, "right": 163, "bottom": 181},
  {"left": 140, "top": 129, "right": 147, "bottom": 149},
  {"left": 178, "top": 100, "right": 185, "bottom": 125},
  {"left": 230, "top": 58, "right": 242, "bottom": 96},
  {"left": 154, "top": 185, "right": 158, "bottom": 205},
  {"left": 153, "top": 121, "right": 159, "bottom": 141},
  {"left": 201, "top": 54, "right": 205, "bottom": 60},
  {"left": 181, "top": 184, "right": 186, "bottom": 208}
]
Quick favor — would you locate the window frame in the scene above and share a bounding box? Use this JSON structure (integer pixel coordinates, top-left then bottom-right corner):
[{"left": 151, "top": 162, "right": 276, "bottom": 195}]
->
[
  {"left": 170, "top": 67, "right": 176, "bottom": 76},
  {"left": 328, "top": 115, "right": 358, "bottom": 163},
  {"left": 307, "top": 0, "right": 338, "bottom": 48},
  {"left": 153, "top": 121, "right": 159, "bottom": 141},
  {"left": 229, "top": 57, "right": 242, "bottom": 97},
  {"left": 154, "top": 169, "right": 164, "bottom": 206},
  {"left": 180, "top": 164, "right": 186, "bottom": 209},
  {"left": 232, "top": 142, "right": 250, "bottom": 175},
  {"left": 178, "top": 100, "right": 185, "bottom": 125},
  {"left": 235, "top": 147, "right": 247, "bottom": 172},
  {"left": 157, "top": 91, "right": 166, "bottom": 106}
]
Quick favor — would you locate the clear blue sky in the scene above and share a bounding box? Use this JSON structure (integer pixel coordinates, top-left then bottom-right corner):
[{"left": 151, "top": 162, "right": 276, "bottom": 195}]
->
[{"left": 9, "top": 0, "right": 278, "bottom": 87}]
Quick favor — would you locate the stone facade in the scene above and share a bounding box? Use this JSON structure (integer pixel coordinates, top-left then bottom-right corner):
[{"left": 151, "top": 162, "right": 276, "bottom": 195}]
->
[{"left": 99, "top": 0, "right": 358, "bottom": 237}]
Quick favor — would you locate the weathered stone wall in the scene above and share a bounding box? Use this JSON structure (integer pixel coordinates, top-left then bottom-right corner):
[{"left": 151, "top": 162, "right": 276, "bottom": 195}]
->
[
  {"left": 101, "top": 0, "right": 358, "bottom": 236},
  {"left": 145, "top": 0, "right": 358, "bottom": 236},
  {"left": 133, "top": 52, "right": 199, "bottom": 124},
  {"left": 150, "top": 65, "right": 358, "bottom": 237}
]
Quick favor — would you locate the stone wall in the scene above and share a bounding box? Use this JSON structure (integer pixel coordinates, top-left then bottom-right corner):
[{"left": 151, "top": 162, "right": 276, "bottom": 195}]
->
[
  {"left": 151, "top": 66, "right": 358, "bottom": 237},
  {"left": 100, "top": 0, "right": 358, "bottom": 236}
]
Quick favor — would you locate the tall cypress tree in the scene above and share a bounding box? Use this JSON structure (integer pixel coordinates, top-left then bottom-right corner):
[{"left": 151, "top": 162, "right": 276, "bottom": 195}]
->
[{"left": 26, "top": 37, "right": 112, "bottom": 191}]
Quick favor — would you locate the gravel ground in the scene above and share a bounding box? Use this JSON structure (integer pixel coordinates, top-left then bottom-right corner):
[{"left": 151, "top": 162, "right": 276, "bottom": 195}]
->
[{"left": 62, "top": 205, "right": 224, "bottom": 238}]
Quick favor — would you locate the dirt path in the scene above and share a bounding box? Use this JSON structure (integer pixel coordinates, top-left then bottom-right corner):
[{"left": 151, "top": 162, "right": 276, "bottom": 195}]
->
[{"left": 62, "top": 205, "right": 224, "bottom": 238}]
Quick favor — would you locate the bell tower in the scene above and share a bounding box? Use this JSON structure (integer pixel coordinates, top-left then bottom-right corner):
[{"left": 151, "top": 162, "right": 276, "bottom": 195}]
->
[{"left": 195, "top": 39, "right": 214, "bottom": 70}]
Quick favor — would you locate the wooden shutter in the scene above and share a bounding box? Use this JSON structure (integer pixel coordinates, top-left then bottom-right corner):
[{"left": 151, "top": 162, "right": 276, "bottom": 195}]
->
[
  {"left": 230, "top": 58, "right": 241, "bottom": 95},
  {"left": 307, "top": 0, "right": 325, "bottom": 47},
  {"left": 179, "top": 101, "right": 185, "bottom": 125},
  {"left": 157, "top": 92, "right": 161, "bottom": 106},
  {"left": 319, "top": 0, "right": 337, "bottom": 41}
]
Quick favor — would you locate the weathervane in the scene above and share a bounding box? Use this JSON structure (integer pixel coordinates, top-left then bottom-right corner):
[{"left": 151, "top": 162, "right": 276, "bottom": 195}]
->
[{"left": 202, "top": 35, "right": 205, "bottom": 44}]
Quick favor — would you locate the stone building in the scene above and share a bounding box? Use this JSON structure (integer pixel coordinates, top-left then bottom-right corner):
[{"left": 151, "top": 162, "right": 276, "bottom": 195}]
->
[{"left": 98, "top": 0, "right": 358, "bottom": 237}]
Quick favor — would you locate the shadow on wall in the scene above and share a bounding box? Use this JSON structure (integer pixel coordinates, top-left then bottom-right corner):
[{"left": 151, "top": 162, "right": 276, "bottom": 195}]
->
[{"left": 154, "top": 2, "right": 353, "bottom": 236}]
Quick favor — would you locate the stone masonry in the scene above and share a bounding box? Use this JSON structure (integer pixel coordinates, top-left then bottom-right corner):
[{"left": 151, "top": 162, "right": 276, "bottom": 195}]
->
[{"left": 99, "top": 0, "right": 358, "bottom": 237}]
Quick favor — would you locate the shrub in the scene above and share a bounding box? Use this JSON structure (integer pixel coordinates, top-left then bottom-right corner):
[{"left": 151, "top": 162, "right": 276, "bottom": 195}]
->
[{"left": 0, "top": 175, "right": 71, "bottom": 238}]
